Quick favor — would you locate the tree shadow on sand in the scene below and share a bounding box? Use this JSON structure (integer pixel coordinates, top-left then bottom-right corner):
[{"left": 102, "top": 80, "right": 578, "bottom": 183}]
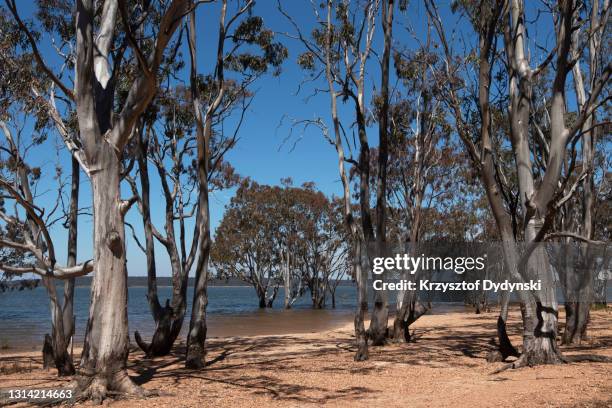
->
[{"left": 1, "top": 310, "right": 609, "bottom": 405}]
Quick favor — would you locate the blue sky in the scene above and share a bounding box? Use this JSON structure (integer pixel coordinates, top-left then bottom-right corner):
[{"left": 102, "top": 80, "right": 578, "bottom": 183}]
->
[{"left": 6, "top": 0, "right": 572, "bottom": 276}]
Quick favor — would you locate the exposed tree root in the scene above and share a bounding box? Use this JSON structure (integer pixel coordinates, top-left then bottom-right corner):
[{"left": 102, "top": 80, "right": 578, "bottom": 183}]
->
[
  {"left": 491, "top": 352, "right": 611, "bottom": 375},
  {"left": 353, "top": 344, "right": 369, "bottom": 362},
  {"left": 490, "top": 348, "right": 590, "bottom": 374},
  {"left": 134, "top": 331, "right": 151, "bottom": 355},
  {"left": 75, "top": 370, "right": 152, "bottom": 404}
]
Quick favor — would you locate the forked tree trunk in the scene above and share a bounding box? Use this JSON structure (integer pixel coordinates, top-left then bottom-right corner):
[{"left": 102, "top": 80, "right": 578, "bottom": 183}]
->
[
  {"left": 50, "top": 156, "right": 80, "bottom": 375},
  {"left": 517, "top": 225, "right": 563, "bottom": 365},
  {"left": 42, "top": 286, "right": 74, "bottom": 376},
  {"left": 392, "top": 287, "right": 429, "bottom": 342},
  {"left": 69, "top": 0, "right": 188, "bottom": 398},
  {"left": 132, "top": 127, "right": 189, "bottom": 357},
  {"left": 562, "top": 2, "right": 601, "bottom": 343},
  {"left": 487, "top": 291, "right": 519, "bottom": 362},
  {"left": 319, "top": 0, "right": 371, "bottom": 361},
  {"left": 425, "top": 0, "right": 519, "bottom": 361},
  {"left": 29, "top": 158, "right": 77, "bottom": 376}
]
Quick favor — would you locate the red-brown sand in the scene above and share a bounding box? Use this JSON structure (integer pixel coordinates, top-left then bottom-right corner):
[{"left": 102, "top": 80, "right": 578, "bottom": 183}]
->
[{"left": 1, "top": 308, "right": 610, "bottom": 407}]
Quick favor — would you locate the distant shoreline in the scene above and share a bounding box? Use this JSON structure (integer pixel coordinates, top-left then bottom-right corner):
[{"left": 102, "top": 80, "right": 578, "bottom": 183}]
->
[{"left": 7, "top": 276, "right": 355, "bottom": 288}]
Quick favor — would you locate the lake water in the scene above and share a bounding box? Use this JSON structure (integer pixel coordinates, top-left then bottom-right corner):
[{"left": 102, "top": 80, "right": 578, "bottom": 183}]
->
[{"left": 0, "top": 285, "right": 359, "bottom": 352}]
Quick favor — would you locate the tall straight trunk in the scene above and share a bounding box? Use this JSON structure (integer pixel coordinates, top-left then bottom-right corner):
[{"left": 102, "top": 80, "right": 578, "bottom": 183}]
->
[
  {"left": 369, "top": 0, "right": 394, "bottom": 346},
  {"left": 391, "top": 90, "right": 430, "bottom": 343},
  {"left": 353, "top": 241, "right": 368, "bottom": 360},
  {"left": 133, "top": 127, "right": 163, "bottom": 355},
  {"left": 185, "top": 2, "right": 222, "bottom": 366},
  {"left": 476, "top": 1, "right": 519, "bottom": 361},
  {"left": 56, "top": 156, "right": 80, "bottom": 372},
  {"left": 282, "top": 250, "right": 292, "bottom": 309},
  {"left": 79, "top": 145, "right": 139, "bottom": 395},
  {"left": 70, "top": 0, "right": 188, "bottom": 398},
  {"left": 186, "top": 217, "right": 211, "bottom": 368},
  {"left": 319, "top": 0, "right": 370, "bottom": 360},
  {"left": 353, "top": 18, "right": 375, "bottom": 343},
  {"left": 62, "top": 157, "right": 79, "bottom": 348}
]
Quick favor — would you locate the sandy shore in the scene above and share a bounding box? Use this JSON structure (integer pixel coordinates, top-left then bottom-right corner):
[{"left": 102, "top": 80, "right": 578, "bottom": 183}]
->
[{"left": 0, "top": 308, "right": 610, "bottom": 407}]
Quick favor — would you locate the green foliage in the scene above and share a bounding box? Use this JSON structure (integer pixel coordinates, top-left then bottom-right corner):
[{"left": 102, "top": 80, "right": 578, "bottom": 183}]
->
[
  {"left": 297, "top": 51, "right": 316, "bottom": 71},
  {"left": 211, "top": 179, "right": 349, "bottom": 304},
  {"left": 35, "top": 0, "right": 74, "bottom": 43},
  {"left": 225, "top": 15, "right": 287, "bottom": 76}
]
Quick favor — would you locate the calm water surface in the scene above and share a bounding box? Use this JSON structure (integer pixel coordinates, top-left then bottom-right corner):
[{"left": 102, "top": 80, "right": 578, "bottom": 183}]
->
[
  {"left": 0, "top": 283, "right": 479, "bottom": 352},
  {"left": 0, "top": 285, "right": 358, "bottom": 351}
]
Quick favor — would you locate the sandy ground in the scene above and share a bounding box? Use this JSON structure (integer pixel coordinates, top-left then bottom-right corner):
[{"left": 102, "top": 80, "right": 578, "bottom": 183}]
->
[{"left": 0, "top": 308, "right": 610, "bottom": 407}]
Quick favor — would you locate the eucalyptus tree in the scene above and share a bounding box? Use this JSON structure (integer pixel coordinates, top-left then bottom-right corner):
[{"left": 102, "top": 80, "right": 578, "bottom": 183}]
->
[
  {"left": 424, "top": 0, "right": 520, "bottom": 361},
  {"left": 0, "top": 8, "right": 84, "bottom": 376},
  {"left": 498, "top": 0, "right": 609, "bottom": 366},
  {"left": 212, "top": 179, "right": 347, "bottom": 310},
  {"left": 5, "top": 0, "right": 191, "bottom": 399},
  {"left": 281, "top": 0, "right": 380, "bottom": 361},
  {"left": 367, "top": 0, "right": 395, "bottom": 346},
  {"left": 557, "top": 0, "right": 610, "bottom": 345},
  {"left": 426, "top": 0, "right": 611, "bottom": 366},
  {"left": 185, "top": 0, "right": 286, "bottom": 368},
  {"left": 127, "top": 61, "right": 243, "bottom": 359},
  {"left": 0, "top": 120, "right": 92, "bottom": 375},
  {"left": 290, "top": 182, "right": 349, "bottom": 309},
  {"left": 212, "top": 180, "right": 284, "bottom": 308},
  {"left": 370, "top": 40, "right": 458, "bottom": 341}
]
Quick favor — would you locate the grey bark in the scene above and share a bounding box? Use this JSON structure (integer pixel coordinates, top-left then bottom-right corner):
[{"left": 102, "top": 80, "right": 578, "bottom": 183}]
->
[
  {"left": 63, "top": 157, "right": 79, "bottom": 352},
  {"left": 425, "top": 0, "right": 520, "bottom": 361},
  {"left": 132, "top": 124, "right": 189, "bottom": 357},
  {"left": 369, "top": 0, "right": 394, "bottom": 346},
  {"left": 324, "top": 0, "right": 369, "bottom": 360},
  {"left": 73, "top": 0, "right": 189, "bottom": 399},
  {"left": 185, "top": 0, "right": 227, "bottom": 368},
  {"left": 561, "top": 0, "right": 608, "bottom": 345},
  {"left": 0, "top": 122, "right": 76, "bottom": 376}
]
